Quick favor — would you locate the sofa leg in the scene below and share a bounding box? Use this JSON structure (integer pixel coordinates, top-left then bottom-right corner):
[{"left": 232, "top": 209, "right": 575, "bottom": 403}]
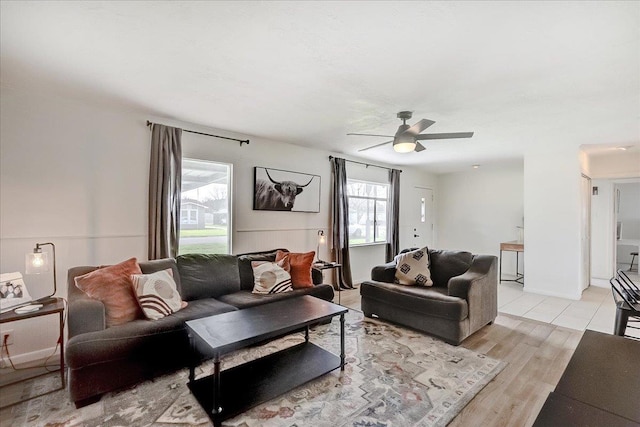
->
[{"left": 74, "top": 394, "right": 101, "bottom": 409}]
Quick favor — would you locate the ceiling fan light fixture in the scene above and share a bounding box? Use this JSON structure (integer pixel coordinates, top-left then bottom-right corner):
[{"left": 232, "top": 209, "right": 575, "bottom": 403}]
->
[
  {"left": 393, "top": 134, "right": 416, "bottom": 153},
  {"left": 393, "top": 141, "right": 416, "bottom": 153}
]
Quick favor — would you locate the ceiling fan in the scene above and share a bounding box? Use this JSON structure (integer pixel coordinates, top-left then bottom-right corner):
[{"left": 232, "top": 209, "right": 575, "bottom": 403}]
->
[{"left": 349, "top": 111, "right": 474, "bottom": 153}]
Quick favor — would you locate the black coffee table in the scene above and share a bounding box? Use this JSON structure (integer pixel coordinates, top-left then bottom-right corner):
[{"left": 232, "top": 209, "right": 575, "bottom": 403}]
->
[{"left": 185, "top": 295, "right": 348, "bottom": 427}]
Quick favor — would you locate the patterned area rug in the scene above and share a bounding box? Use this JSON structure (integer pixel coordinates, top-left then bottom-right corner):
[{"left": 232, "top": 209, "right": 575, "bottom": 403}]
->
[{"left": 3, "top": 310, "right": 505, "bottom": 426}]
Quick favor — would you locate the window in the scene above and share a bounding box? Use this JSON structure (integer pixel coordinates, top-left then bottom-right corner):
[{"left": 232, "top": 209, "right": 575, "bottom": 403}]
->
[
  {"left": 347, "top": 179, "right": 388, "bottom": 245},
  {"left": 179, "top": 159, "right": 232, "bottom": 255}
]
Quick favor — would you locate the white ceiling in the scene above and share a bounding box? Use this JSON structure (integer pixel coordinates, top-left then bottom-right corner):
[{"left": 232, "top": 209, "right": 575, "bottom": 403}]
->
[{"left": 1, "top": 1, "right": 639, "bottom": 173}]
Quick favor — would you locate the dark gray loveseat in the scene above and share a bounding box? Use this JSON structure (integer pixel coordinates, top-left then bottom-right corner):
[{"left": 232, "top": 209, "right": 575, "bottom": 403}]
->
[
  {"left": 65, "top": 249, "right": 334, "bottom": 407},
  {"left": 360, "top": 248, "right": 497, "bottom": 345}
]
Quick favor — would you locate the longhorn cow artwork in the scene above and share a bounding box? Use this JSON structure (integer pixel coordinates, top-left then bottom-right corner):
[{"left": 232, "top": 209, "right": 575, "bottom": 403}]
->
[{"left": 253, "top": 167, "right": 321, "bottom": 212}]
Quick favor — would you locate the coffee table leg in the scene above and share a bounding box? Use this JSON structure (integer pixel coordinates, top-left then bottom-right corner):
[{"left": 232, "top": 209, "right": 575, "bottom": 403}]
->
[
  {"left": 305, "top": 325, "right": 309, "bottom": 342},
  {"left": 212, "top": 354, "right": 222, "bottom": 417},
  {"left": 340, "top": 313, "right": 345, "bottom": 371},
  {"left": 188, "top": 333, "right": 195, "bottom": 384}
]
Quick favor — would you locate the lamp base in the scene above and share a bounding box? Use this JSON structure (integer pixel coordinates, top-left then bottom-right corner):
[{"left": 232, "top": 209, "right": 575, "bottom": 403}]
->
[{"left": 35, "top": 296, "right": 58, "bottom": 306}]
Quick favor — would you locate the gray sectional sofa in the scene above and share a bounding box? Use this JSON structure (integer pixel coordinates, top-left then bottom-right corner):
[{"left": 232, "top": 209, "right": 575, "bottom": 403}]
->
[
  {"left": 360, "top": 248, "right": 497, "bottom": 345},
  {"left": 65, "top": 249, "right": 334, "bottom": 407}
]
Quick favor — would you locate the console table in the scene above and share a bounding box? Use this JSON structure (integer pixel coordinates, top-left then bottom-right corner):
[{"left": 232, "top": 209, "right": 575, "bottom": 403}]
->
[{"left": 499, "top": 240, "right": 524, "bottom": 284}]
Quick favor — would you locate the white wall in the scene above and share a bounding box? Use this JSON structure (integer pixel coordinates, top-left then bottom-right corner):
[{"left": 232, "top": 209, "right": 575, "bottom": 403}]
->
[
  {"left": 0, "top": 85, "right": 435, "bottom": 361},
  {"left": 436, "top": 163, "right": 524, "bottom": 274},
  {"left": 524, "top": 143, "right": 584, "bottom": 300}
]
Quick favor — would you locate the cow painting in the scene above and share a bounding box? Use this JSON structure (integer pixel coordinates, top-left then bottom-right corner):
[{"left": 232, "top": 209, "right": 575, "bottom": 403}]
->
[{"left": 253, "top": 167, "right": 320, "bottom": 212}]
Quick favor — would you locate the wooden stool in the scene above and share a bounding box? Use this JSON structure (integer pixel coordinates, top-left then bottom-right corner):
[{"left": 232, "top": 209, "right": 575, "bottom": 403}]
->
[{"left": 630, "top": 251, "right": 638, "bottom": 272}]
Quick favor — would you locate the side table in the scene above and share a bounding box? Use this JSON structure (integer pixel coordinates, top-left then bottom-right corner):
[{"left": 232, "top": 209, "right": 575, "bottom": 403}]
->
[
  {"left": 499, "top": 241, "right": 524, "bottom": 284},
  {"left": 0, "top": 298, "right": 65, "bottom": 408},
  {"left": 314, "top": 262, "right": 343, "bottom": 305}
]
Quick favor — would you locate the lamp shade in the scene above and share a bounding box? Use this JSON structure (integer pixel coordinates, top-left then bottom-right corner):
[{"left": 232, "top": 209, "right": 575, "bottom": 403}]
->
[
  {"left": 26, "top": 251, "right": 49, "bottom": 274},
  {"left": 393, "top": 135, "right": 416, "bottom": 153}
]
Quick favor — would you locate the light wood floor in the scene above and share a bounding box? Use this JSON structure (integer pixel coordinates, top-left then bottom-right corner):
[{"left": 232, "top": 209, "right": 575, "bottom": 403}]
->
[{"left": 337, "top": 287, "right": 583, "bottom": 427}]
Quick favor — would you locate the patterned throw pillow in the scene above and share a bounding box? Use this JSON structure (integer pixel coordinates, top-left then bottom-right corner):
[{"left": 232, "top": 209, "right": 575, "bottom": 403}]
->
[
  {"left": 131, "top": 269, "right": 186, "bottom": 320},
  {"left": 251, "top": 260, "right": 293, "bottom": 294},
  {"left": 394, "top": 247, "right": 434, "bottom": 286},
  {"left": 74, "top": 257, "right": 144, "bottom": 327}
]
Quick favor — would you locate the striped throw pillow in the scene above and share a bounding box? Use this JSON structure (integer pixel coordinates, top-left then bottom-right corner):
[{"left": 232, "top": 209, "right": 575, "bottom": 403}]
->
[
  {"left": 251, "top": 260, "right": 293, "bottom": 294},
  {"left": 131, "top": 269, "right": 186, "bottom": 320}
]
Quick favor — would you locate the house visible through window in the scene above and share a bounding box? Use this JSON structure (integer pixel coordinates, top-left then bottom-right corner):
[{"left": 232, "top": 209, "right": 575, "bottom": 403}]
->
[
  {"left": 347, "top": 179, "right": 388, "bottom": 245},
  {"left": 179, "top": 159, "right": 232, "bottom": 255}
]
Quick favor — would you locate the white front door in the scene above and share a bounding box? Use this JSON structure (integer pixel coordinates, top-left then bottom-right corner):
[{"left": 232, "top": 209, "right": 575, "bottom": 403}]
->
[
  {"left": 409, "top": 187, "right": 434, "bottom": 248},
  {"left": 581, "top": 174, "right": 591, "bottom": 291}
]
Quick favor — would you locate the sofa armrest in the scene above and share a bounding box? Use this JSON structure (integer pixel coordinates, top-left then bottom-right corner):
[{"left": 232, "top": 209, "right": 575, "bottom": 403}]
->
[
  {"left": 68, "top": 297, "right": 106, "bottom": 338},
  {"left": 448, "top": 255, "right": 497, "bottom": 299},
  {"left": 371, "top": 261, "right": 397, "bottom": 283}
]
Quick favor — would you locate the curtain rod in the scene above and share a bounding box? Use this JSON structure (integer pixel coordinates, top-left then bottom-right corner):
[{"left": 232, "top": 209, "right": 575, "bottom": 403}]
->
[
  {"left": 146, "top": 120, "right": 249, "bottom": 146},
  {"left": 328, "top": 156, "right": 402, "bottom": 173}
]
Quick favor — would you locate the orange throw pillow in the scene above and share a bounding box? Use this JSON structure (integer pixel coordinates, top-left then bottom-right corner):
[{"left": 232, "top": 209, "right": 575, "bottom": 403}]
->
[
  {"left": 74, "top": 257, "right": 144, "bottom": 327},
  {"left": 275, "top": 250, "right": 314, "bottom": 289}
]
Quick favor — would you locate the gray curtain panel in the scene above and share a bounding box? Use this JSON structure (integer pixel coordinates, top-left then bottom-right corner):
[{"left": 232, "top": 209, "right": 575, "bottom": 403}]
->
[
  {"left": 385, "top": 168, "right": 401, "bottom": 262},
  {"left": 148, "top": 124, "right": 182, "bottom": 260},
  {"left": 331, "top": 157, "right": 354, "bottom": 289}
]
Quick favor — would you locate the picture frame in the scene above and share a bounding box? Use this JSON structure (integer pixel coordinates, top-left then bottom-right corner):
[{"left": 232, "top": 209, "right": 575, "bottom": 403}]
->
[
  {"left": 253, "top": 167, "right": 321, "bottom": 212},
  {"left": 1, "top": 272, "right": 33, "bottom": 313}
]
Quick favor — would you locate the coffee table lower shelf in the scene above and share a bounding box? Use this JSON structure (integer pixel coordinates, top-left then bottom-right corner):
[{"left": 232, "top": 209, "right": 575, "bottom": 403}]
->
[{"left": 188, "top": 341, "right": 341, "bottom": 426}]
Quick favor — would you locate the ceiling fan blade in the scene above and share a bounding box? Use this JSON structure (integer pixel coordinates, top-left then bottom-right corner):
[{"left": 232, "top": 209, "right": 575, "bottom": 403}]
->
[
  {"left": 415, "top": 132, "right": 474, "bottom": 140},
  {"left": 358, "top": 140, "right": 393, "bottom": 152},
  {"left": 414, "top": 142, "right": 426, "bottom": 152},
  {"left": 347, "top": 133, "right": 395, "bottom": 138},
  {"left": 403, "top": 119, "right": 435, "bottom": 137}
]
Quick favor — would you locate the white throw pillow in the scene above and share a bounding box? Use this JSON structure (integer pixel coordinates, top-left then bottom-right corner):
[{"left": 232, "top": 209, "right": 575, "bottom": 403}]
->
[
  {"left": 131, "top": 268, "right": 186, "bottom": 320},
  {"left": 394, "top": 247, "right": 433, "bottom": 286},
  {"left": 251, "top": 260, "right": 293, "bottom": 294}
]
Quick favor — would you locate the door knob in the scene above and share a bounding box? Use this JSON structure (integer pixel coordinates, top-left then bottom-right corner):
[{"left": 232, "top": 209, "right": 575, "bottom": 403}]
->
[{"left": 414, "top": 234, "right": 420, "bottom": 238}]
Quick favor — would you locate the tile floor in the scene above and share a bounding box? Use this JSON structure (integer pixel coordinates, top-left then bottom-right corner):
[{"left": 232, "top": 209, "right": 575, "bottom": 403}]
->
[{"left": 498, "top": 271, "right": 640, "bottom": 338}]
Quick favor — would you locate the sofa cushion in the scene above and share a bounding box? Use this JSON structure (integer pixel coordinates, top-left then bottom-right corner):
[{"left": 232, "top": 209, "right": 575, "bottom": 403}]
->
[
  {"left": 218, "top": 284, "right": 335, "bottom": 309},
  {"left": 74, "top": 257, "right": 144, "bottom": 327},
  {"left": 131, "top": 269, "right": 186, "bottom": 320},
  {"left": 65, "top": 298, "right": 237, "bottom": 369},
  {"left": 360, "top": 281, "right": 468, "bottom": 321},
  {"left": 177, "top": 254, "right": 241, "bottom": 300},
  {"left": 394, "top": 247, "right": 433, "bottom": 286},
  {"left": 428, "top": 249, "right": 473, "bottom": 287},
  {"left": 276, "top": 250, "right": 314, "bottom": 288},
  {"left": 251, "top": 260, "right": 293, "bottom": 294}
]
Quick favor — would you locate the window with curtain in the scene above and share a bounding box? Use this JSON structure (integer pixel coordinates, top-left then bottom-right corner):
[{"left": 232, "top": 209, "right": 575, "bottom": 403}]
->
[
  {"left": 178, "top": 158, "right": 232, "bottom": 255},
  {"left": 347, "top": 179, "right": 389, "bottom": 245}
]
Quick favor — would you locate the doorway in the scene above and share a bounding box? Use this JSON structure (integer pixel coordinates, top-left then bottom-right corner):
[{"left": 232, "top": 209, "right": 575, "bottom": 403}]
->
[{"left": 408, "top": 187, "right": 434, "bottom": 248}]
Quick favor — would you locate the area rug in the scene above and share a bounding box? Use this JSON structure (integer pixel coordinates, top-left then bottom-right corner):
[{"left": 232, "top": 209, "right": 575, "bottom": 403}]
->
[{"left": 3, "top": 310, "right": 505, "bottom": 426}]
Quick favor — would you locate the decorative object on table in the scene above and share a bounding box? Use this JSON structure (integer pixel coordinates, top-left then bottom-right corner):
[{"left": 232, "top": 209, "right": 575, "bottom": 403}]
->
[
  {"left": 3, "top": 310, "right": 504, "bottom": 427},
  {"left": 253, "top": 167, "right": 320, "bottom": 212},
  {"left": 0, "top": 272, "right": 32, "bottom": 313},
  {"left": 24, "top": 242, "right": 58, "bottom": 305},
  {"left": 316, "top": 230, "right": 327, "bottom": 263}
]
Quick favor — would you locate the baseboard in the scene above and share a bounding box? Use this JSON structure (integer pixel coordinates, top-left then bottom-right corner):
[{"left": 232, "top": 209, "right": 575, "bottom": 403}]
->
[
  {"left": 1, "top": 346, "right": 60, "bottom": 367},
  {"left": 590, "top": 278, "right": 611, "bottom": 288},
  {"left": 522, "top": 286, "right": 582, "bottom": 300}
]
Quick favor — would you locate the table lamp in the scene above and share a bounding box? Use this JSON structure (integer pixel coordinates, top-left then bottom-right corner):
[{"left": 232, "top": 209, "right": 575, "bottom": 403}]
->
[
  {"left": 25, "top": 242, "right": 57, "bottom": 305},
  {"left": 316, "top": 230, "right": 327, "bottom": 264}
]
